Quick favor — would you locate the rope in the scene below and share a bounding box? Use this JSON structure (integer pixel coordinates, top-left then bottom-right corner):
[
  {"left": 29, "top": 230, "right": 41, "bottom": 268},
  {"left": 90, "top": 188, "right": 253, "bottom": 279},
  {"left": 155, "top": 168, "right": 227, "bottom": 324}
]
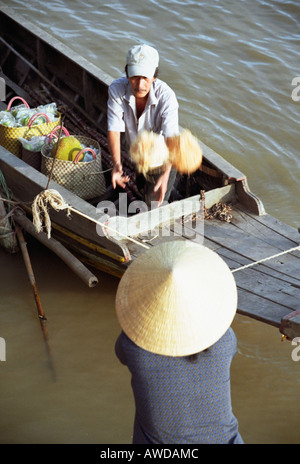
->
[
  {"left": 32, "top": 189, "right": 150, "bottom": 249},
  {"left": 231, "top": 245, "right": 300, "bottom": 273},
  {"left": 32, "top": 190, "right": 71, "bottom": 238},
  {"left": 30, "top": 189, "right": 300, "bottom": 264}
]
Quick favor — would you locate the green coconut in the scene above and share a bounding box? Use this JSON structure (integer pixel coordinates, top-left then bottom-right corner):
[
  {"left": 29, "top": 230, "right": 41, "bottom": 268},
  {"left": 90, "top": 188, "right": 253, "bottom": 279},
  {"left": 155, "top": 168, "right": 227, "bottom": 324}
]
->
[{"left": 51, "top": 136, "right": 83, "bottom": 161}]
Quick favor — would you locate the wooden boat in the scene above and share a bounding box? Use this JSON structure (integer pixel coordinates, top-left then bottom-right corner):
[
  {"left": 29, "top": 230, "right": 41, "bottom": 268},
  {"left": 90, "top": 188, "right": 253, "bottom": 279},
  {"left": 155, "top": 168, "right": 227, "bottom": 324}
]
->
[{"left": 0, "top": 5, "right": 299, "bottom": 339}]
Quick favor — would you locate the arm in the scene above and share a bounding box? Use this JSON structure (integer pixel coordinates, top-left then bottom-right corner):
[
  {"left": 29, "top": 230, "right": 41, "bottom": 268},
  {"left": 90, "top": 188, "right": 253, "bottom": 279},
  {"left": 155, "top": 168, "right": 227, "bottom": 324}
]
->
[
  {"left": 108, "top": 131, "right": 129, "bottom": 189},
  {"left": 153, "top": 85, "right": 179, "bottom": 205},
  {"left": 107, "top": 79, "right": 129, "bottom": 189},
  {"left": 153, "top": 162, "right": 172, "bottom": 206}
]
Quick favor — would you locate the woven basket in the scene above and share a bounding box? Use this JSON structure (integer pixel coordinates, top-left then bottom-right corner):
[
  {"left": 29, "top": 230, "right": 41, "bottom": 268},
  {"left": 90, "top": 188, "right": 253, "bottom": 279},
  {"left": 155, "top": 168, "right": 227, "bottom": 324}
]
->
[
  {"left": 0, "top": 97, "right": 61, "bottom": 158},
  {"left": 41, "top": 134, "right": 106, "bottom": 200}
]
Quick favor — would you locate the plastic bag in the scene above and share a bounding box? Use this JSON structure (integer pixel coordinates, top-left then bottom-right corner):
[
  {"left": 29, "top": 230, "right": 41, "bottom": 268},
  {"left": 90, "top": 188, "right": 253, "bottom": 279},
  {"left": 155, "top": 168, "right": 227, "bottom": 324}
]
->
[
  {"left": 0, "top": 111, "right": 17, "bottom": 127},
  {"left": 37, "top": 103, "right": 58, "bottom": 121},
  {"left": 15, "top": 108, "right": 36, "bottom": 126},
  {"left": 18, "top": 135, "right": 46, "bottom": 152},
  {"left": 1, "top": 101, "right": 60, "bottom": 128}
]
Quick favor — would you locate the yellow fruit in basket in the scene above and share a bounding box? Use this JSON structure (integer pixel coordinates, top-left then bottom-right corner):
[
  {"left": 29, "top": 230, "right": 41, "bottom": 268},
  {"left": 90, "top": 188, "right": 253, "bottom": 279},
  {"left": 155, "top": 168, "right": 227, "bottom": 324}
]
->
[{"left": 51, "top": 136, "right": 83, "bottom": 161}]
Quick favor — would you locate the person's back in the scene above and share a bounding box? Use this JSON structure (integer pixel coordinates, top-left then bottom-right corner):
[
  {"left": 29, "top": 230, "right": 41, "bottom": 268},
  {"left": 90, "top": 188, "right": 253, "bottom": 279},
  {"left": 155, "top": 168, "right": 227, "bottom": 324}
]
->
[{"left": 116, "top": 328, "right": 243, "bottom": 444}]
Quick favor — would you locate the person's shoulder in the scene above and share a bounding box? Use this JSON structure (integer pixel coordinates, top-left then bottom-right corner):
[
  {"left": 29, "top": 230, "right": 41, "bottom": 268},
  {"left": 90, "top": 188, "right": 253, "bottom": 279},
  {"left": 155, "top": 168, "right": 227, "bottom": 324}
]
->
[
  {"left": 109, "top": 76, "right": 128, "bottom": 95},
  {"left": 153, "top": 79, "right": 177, "bottom": 105}
]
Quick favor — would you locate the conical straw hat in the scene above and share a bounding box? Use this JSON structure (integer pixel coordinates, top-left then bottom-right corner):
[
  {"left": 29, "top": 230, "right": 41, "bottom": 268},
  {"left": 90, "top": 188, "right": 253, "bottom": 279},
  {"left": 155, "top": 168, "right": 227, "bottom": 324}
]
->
[{"left": 115, "top": 240, "right": 237, "bottom": 356}]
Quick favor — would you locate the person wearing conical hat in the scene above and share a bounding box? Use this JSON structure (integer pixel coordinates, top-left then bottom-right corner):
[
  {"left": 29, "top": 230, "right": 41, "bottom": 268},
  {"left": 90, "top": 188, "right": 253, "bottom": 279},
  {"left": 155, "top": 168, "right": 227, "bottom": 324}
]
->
[
  {"left": 107, "top": 44, "right": 179, "bottom": 208},
  {"left": 115, "top": 240, "right": 244, "bottom": 444}
]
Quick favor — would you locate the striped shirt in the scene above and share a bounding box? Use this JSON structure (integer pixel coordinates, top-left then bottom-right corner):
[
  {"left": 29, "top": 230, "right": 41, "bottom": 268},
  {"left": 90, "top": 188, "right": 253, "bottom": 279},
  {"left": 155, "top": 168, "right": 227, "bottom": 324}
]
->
[{"left": 115, "top": 328, "right": 243, "bottom": 444}]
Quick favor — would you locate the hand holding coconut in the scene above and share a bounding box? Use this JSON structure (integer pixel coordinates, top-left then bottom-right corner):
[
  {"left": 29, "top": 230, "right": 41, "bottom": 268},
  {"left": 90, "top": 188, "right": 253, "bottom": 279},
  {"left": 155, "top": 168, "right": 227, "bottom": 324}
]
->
[{"left": 130, "top": 129, "right": 203, "bottom": 176}]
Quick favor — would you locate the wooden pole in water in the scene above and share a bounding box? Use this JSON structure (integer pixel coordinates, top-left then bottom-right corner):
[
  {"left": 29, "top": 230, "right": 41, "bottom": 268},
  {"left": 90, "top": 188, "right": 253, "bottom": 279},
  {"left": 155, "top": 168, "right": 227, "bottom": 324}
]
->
[
  {"left": 14, "top": 210, "right": 99, "bottom": 288},
  {"left": 15, "top": 225, "right": 56, "bottom": 381},
  {"left": 0, "top": 197, "right": 18, "bottom": 253}
]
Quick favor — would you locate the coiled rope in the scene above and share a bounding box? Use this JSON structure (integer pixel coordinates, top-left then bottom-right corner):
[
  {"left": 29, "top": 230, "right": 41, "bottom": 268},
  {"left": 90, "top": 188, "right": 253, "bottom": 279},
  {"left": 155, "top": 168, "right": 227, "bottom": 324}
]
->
[{"left": 32, "top": 189, "right": 150, "bottom": 249}]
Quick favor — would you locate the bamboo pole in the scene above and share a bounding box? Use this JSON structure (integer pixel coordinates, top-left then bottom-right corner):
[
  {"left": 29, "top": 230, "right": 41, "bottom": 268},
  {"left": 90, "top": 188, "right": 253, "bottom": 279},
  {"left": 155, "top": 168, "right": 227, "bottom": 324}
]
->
[
  {"left": 14, "top": 210, "right": 99, "bottom": 287},
  {"left": 15, "top": 225, "right": 56, "bottom": 381}
]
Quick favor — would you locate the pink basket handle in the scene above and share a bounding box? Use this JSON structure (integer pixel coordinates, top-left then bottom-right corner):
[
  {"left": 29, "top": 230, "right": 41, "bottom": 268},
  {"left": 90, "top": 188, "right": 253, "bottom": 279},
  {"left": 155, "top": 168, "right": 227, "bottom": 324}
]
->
[
  {"left": 7, "top": 96, "right": 30, "bottom": 111},
  {"left": 27, "top": 112, "right": 50, "bottom": 127},
  {"left": 73, "top": 147, "right": 96, "bottom": 164},
  {"left": 47, "top": 125, "right": 70, "bottom": 143}
]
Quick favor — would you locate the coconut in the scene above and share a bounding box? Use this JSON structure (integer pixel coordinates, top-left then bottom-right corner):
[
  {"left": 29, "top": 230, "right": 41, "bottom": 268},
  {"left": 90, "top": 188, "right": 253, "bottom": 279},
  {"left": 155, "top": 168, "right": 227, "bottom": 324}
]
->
[
  {"left": 130, "top": 130, "right": 169, "bottom": 175},
  {"left": 167, "top": 129, "right": 203, "bottom": 174}
]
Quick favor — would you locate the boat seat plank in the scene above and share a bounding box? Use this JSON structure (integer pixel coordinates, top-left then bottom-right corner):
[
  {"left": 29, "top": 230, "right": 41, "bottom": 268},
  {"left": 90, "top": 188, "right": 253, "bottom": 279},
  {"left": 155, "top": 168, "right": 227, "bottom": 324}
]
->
[
  {"left": 170, "top": 216, "right": 222, "bottom": 251},
  {"left": 203, "top": 217, "right": 300, "bottom": 280},
  {"left": 219, "top": 246, "right": 300, "bottom": 286},
  {"left": 231, "top": 205, "right": 300, "bottom": 249},
  {"left": 236, "top": 288, "right": 292, "bottom": 328},
  {"left": 224, "top": 255, "right": 300, "bottom": 311},
  {"left": 234, "top": 201, "right": 299, "bottom": 235}
]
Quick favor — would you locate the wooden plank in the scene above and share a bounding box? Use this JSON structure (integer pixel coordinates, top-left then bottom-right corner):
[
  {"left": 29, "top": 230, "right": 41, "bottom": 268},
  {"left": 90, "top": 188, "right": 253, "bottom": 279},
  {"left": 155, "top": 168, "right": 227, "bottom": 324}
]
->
[
  {"left": 214, "top": 239, "right": 300, "bottom": 331},
  {"left": 248, "top": 211, "right": 300, "bottom": 244},
  {"left": 235, "top": 177, "right": 266, "bottom": 215},
  {"left": 175, "top": 209, "right": 300, "bottom": 330},
  {"left": 203, "top": 183, "right": 236, "bottom": 208},
  {"left": 199, "top": 141, "right": 246, "bottom": 181},
  {"left": 106, "top": 194, "right": 202, "bottom": 239},
  {"left": 231, "top": 205, "right": 300, "bottom": 249},
  {"left": 280, "top": 312, "right": 300, "bottom": 340},
  {"left": 219, "top": 246, "right": 300, "bottom": 286},
  {"left": 236, "top": 288, "right": 291, "bottom": 328},
  {"left": 203, "top": 217, "right": 300, "bottom": 279},
  {"left": 107, "top": 185, "right": 236, "bottom": 241},
  {"left": 227, "top": 260, "right": 299, "bottom": 312}
]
